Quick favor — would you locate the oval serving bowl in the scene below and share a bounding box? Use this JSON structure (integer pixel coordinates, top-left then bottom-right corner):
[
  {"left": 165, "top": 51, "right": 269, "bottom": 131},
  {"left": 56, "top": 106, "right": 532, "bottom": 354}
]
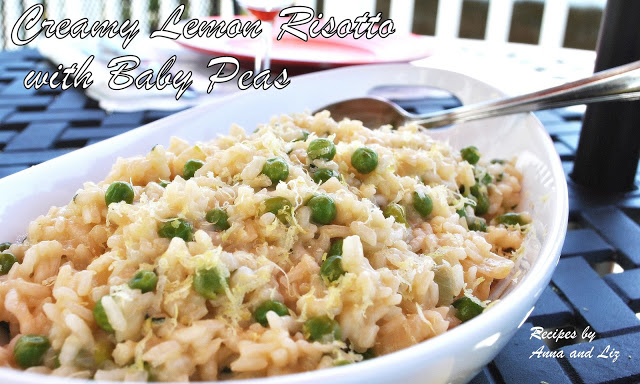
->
[{"left": 0, "top": 64, "right": 568, "bottom": 384}]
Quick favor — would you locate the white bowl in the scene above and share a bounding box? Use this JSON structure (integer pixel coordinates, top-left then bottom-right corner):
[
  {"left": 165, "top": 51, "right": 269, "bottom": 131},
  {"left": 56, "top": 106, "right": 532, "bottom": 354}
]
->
[{"left": 0, "top": 64, "right": 568, "bottom": 384}]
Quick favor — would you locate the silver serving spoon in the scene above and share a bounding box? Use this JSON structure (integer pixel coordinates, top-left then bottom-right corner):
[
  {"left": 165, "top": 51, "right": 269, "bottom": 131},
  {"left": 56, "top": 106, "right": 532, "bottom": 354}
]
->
[{"left": 314, "top": 60, "right": 640, "bottom": 128}]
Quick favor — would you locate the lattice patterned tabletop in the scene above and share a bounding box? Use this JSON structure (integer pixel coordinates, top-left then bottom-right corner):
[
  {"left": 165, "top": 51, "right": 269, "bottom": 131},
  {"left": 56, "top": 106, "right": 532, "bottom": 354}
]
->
[{"left": 1, "top": 48, "right": 640, "bottom": 384}]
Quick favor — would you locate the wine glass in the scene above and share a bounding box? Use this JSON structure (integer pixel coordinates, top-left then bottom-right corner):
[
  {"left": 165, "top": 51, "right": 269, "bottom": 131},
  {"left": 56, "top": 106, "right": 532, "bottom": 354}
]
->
[{"left": 238, "top": 0, "right": 294, "bottom": 74}]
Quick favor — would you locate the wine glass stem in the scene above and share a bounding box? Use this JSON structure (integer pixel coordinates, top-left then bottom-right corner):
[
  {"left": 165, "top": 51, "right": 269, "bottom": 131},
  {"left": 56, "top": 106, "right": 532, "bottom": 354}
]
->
[{"left": 256, "top": 21, "right": 273, "bottom": 73}]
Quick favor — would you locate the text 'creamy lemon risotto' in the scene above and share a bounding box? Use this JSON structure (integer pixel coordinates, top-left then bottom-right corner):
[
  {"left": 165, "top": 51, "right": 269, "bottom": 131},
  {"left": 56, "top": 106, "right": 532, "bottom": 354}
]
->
[{"left": 0, "top": 111, "right": 530, "bottom": 381}]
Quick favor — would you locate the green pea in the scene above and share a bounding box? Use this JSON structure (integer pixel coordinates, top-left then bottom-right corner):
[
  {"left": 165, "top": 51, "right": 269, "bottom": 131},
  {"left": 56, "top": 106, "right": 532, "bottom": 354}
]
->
[
  {"left": 320, "top": 255, "right": 345, "bottom": 283},
  {"left": 470, "top": 184, "right": 489, "bottom": 216},
  {"left": 128, "top": 270, "right": 158, "bottom": 293},
  {"left": 105, "top": 181, "right": 134, "bottom": 206},
  {"left": 262, "top": 196, "right": 293, "bottom": 224},
  {"left": 497, "top": 212, "right": 529, "bottom": 226},
  {"left": 351, "top": 147, "right": 378, "bottom": 174},
  {"left": 466, "top": 216, "right": 487, "bottom": 232},
  {"left": 193, "top": 267, "right": 227, "bottom": 299},
  {"left": 383, "top": 203, "right": 407, "bottom": 226},
  {"left": 327, "top": 238, "right": 343, "bottom": 257},
  {"left": 452, "top": 296, "right": 484, "bottom": 322},
  {"left": 261, "top": 157, "right": 289, "bottom": 185},
  {"left": 206, "top": 208, "right": 231, "bottom": 231},
  {"left": 183, "top": 159, "right": 205, "bottom": 180},
  {"left": 303, "top": 316, "right": 341, "bottom": 342},
  {"left": 413, "top": 191, "right": 433, "bottom": 218},
  {"left": 93, "top": 297, "right": 114, "bottom": 333},
  {"left": 0, "top": 242, "right": 11, "bottom": 252},
  {"left": 158, "top": 218, "right": 194, "bottom": 242},
  {"left": 460, "top": 146, "right": 480, "bottom": 165},
  {"left": 144, "top": 362, "right": 157, "bottom": 382},
  {"left": 158, "top": 179, "right": 170, "bottom": 188},
  {"left": 13, "top": 335, "right": 50, "bottom": 368},
  {"left": 307, "top": 194, "right": 337, "bottom": 225},
  {"left": 312, "top": 168, "right": 340, "bottom": 185},
  {"left": 0, "top": 252, "right": 17, "bottom": 275},
  {"left": 480, "top": 172, "right": 492, "bottom": 185},
  {"left": 307, "top": 138, "right": 337, "bottom": 161},
  {"left": 253, "top": 300, "right": 289, "bottom": 326},
  {"left": 293, "top": 130, "right": 310, "bottom": 142},
  {"left": 474, "top": 193, "right": 490, "bottom": 216},
  {"left": 361, "top": 348, "right": 376, "bottom": 360}
]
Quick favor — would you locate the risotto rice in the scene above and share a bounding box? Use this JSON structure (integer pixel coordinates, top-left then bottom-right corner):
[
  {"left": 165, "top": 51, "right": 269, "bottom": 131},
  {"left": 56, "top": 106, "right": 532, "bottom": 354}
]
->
[{"left": 0, "top": 111, "right": 529, "bottom": 381}]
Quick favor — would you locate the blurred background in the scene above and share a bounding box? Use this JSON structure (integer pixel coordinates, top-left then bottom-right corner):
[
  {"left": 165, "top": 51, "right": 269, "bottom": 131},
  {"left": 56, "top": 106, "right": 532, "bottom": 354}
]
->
[{"left": 0, "top": 0, "right": 605, "bottom": 51}]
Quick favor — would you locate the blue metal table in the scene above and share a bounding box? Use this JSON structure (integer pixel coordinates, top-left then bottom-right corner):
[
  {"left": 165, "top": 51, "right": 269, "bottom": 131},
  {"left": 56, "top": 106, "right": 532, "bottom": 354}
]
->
[{"left": 1, "top": 48, "right": 639, "bottom": 384}]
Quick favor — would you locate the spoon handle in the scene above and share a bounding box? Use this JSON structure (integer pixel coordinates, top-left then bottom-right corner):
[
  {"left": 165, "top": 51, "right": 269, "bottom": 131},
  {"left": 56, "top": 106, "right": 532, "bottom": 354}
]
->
[{"left": 414, "top": 60, "right": 640, "bottom": 128}]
